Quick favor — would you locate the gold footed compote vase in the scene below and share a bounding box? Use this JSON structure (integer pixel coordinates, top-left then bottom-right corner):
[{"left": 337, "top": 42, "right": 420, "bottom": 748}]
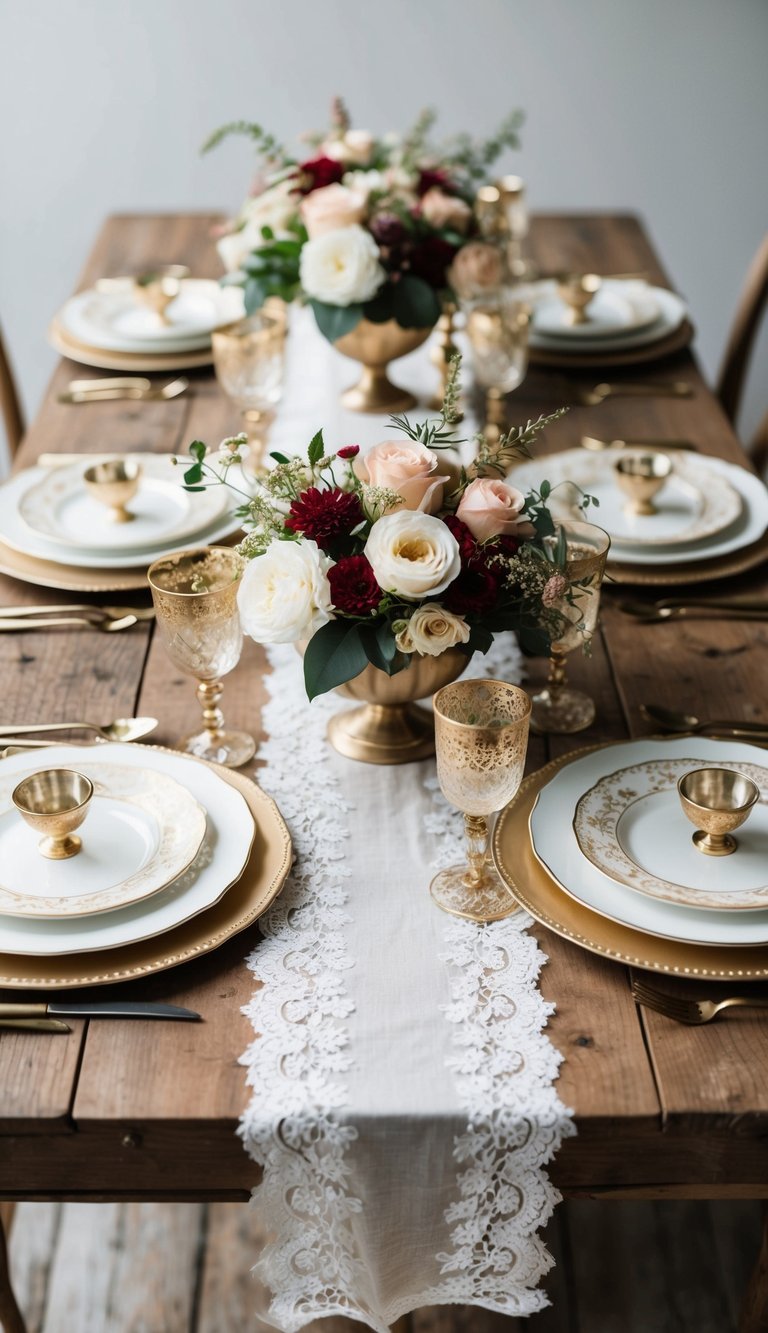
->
[
  {"left": 333, "top": 318, "right": 435, "bottom": 413},
  {"left": 327, "top": 648, "right": 468, "bottom": 764},
  {"left": 148, "top": 546, "right": 256, "bottom": 768},
  {"left": 430, "top": 679, "right": 531, "bottom": 922},
  {"left": 530, "top": 519, "right": 611, "bottom": 735}
]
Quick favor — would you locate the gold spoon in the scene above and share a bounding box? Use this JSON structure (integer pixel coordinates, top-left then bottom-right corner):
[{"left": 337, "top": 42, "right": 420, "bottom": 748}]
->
[
  {"left": 640, "top": 704, "right": 768, "bottom": 738},
  {"left": 0, "top": 716, "right": 158, "bottom": 743},
  {"left": 579, "top": 380, "right": 693, "bottom": 406}
]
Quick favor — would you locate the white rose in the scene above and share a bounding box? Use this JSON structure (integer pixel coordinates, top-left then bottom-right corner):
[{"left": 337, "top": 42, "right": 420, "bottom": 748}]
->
[
  {"left": 237, "top": 539, "right": 334, "bottom": 644},
  {"left": 300, "top": 225, "right": 386, "bottom": 306},
  {"left": 342, "top": 168, "right": 387, "bottom": 197},
  {"left": 217, "top": 181, "right": 298, "bottom": 273},
  {"left": 395, "top": 604, "right": 470, "bottom": 657},
  {"left": 364, "top": 511, "right": 461, "bottom": 601},
  {"left": 322, "top": 129, "right": 375, "bottom": 166}
]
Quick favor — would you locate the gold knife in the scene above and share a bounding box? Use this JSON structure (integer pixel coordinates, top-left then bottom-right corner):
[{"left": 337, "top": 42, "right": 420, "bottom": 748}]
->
[{"left": 0, "top": 1018, "right": 71, "bottom": 1033}]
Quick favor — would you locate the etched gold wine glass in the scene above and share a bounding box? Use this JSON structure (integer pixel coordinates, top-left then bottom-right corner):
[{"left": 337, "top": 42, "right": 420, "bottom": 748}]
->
[
  {"left": 465, "top": 290, "right": 530, "bottom": 444},
  {"left": 212, "top": 308, "right": 286, "bottom": 473},
  {"left": 431, "top": 679, "right": 531, "bottom": 922},
  {"left": 147, "top": 546, "right": 255, "bottom": 768},
  {"left": 530, "top": 519, "right": 611, "bottom": 735}
]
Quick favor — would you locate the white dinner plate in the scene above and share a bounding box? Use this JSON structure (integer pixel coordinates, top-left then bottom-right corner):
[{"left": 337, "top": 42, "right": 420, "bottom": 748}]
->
[
  {"left": 574, "top": 756, "right": 768, "bottom": 911},
  {"left": 531, "top": 280, "right": 661, "bottom": 340},
  {"left": 0, "top": 762, "right": 206, "bottom": 918},
  {"left": 0, "top": 744, "right": 255, "bottom": 954},
  {"left": 529, "top": 737, "right": 768, "bottom": 947},
  {"left": 0, "top": 462, "right": 246, "bottom": 569},
  {"left": 59, "top": 282, "right": 245, "bottom": 354},
  {"left": 509, "top": 452, "right": 768, "bottom": 566},
  {"left": 529, "top": 286, "right": 688, "bottom": 353}
]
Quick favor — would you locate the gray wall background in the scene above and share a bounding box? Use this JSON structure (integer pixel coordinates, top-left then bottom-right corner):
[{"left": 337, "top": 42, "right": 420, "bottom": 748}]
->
[{"left": 1, "top": 0, "right": 766, "bottom": 449}]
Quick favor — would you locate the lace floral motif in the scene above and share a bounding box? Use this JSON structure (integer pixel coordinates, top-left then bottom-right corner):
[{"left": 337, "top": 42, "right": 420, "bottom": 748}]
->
[
  {"left": 425, "top": 636, "right": 576, "bottom": 1317},
  {"left": 239, "top": 645, "right": 370, "bottom": 1332}
]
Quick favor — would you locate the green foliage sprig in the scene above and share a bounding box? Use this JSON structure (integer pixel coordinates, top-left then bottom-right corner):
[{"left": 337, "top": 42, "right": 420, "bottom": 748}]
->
[{"left": 201, "top": 121, "right": 291, "bottom": 166}]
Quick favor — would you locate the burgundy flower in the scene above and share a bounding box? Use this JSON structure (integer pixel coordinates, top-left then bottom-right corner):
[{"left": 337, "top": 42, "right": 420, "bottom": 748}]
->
[
  {"left": 444, "top": 562, "right": 500, "bottom": 616},
  {"left": 417, "top": 168, "right": 456, "bottom": 197},
  {"left": 295, "top": 155, "right": 345, "bottom": 195},
  {"left": 493, "top": 533, "right": 523, "bottom": 558},
  {"left": 285, "top": 487, "right": 364, "bottom": 549},
  {"left": 337, "top": 445, "right": 360, "bottom": 460},
  {"left": 409, "top": 236, "right": 458, "bottom": 288},
  {"left": 369, "top": 213, "right": 408, "bottom": 247},
  {"left": 329, "top": 555, "right": 381, "bottom": 615},
  {"left": 443, "top": 515, "right": 477, "bottom": 563}
]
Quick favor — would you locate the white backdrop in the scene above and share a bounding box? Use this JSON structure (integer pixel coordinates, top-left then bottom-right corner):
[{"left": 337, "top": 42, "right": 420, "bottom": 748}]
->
[{"left": 0, "top": 0, "right": 766, "bottom": 451}]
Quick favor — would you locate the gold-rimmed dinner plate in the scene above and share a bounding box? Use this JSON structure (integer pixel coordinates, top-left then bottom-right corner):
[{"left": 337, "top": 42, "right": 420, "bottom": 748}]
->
[
  {"left": 529, "top": 318, "right": 694, "bottom": 369},
  {"left": 0, "top": 752, "right": 292, "bottom": 987},
  {"left": 48, "top": 320, "right": 214, "bottom": 372},
  {"left": 0, "top": 761, "right": 207, "bottom": 918},
  {"left": 608, "top": 531, "right": 768, "bottom": 585},
  {"left": 493, "top": 749, "right": 768, "bottom": 978}
]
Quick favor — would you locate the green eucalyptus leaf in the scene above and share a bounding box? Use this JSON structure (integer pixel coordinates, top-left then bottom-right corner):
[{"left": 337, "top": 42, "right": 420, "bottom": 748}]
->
[
  {"left": 244, "top": 277, "right": 268, "bottom": 314},
  {"left": 183, "top": 464, "right": 203, "bottom": 485},
  {"left": 392, "top": 275, "right": 441, "bottom": 330},
  {"left": 303, "top": 620, "right": 370, "bottom": 700},
  {"left": 363, "top": 284, "right": 396, "bottom": 324},
  {"left": 307, "top": 430, "right": 325, "bottom": 467},
  {"left": 310, "top": 300, "right": 364, "bottom": 342},
  {"left": 189, "top": 441, "right": 206, "bottom": 464},
  {"left": 270, "top": 451, "right": 292, "bottom": 465},
  {"left": 518, "top": 624, "right": 552, "bottom": 658}
]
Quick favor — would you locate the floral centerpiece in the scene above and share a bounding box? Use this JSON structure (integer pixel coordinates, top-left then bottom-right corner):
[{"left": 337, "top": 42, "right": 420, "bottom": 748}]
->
[
  {"left": 181, "top": 364, "right": 594, "bottom": 716},
  {"left": 205, "top": 99, "right": 524, "bottom": 342}
]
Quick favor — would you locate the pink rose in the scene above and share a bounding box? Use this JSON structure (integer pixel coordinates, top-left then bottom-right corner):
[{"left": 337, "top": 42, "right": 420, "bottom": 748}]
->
[
  {"left": 355, "top": 441, "right": 449, "bottom": 514},
  {"left": 420, "top": 188, "right": 473, "bottom": 236},
  {"left": 322, "top": 129, "right": 375, "bottom": 166},
  {"left": 456, "top": 478, "right": 534, "bottom": 541},
  {"left": 300, "top": 184, "right": 368, "bottom": 239},
  {"left": 448, "top": 242, "right": 504, "bottom": 299}
]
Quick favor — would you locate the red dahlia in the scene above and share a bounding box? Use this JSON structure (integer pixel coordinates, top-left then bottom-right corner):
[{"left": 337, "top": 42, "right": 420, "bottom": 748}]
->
[
  {"left": 417, "top": 168, "right": 456, "bottom": 197},
  {"left": 286, "top": 487, "right": 364, "bottom": 549},
  {"left": 410, "top": 236, "right": 457, "bottom": 288},
  {"left": 328, "top": 556, "right": 381, "bottom": 615},
  {"left": 444, "top": 562, "right": 500, "bottom": 616},
  {"left": 443, "top": 515, "right": 477, "bottom": 563},
  {"left": 295, "top": 155, "right": 345, "bottom": 194}
]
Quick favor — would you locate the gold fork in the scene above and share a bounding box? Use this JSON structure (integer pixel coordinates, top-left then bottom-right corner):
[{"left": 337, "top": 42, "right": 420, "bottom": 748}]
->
[{"left": 631, "top": 978, "right": 768, "bottom": 1024}]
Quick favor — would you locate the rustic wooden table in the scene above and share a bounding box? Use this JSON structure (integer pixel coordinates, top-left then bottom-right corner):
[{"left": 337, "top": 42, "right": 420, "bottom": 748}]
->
[{"left": 1, "top": 213, "right": 767, "bottom": 1333}]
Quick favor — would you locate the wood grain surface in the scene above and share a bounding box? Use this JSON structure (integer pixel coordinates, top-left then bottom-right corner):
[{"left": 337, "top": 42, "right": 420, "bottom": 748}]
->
[{"left": 0, "top": 212, "right": 767, "bottom": 1209}]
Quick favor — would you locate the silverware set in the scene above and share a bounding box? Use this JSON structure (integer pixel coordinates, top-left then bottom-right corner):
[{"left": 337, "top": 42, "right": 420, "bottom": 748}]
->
[
  {"left": 57, "top": 376, "right": 189, "bottom": 405},
  {"left": 632, "top": 978, "right": 768, "bottom": 1026},
  {"left": 619, "top": 597, "right": 768, "bottom": 623},
  {"left": 578, "top": 379, "right": 694, "bottom": 407},
  {"left": 0, "top": 603, "right": 154, "bottom": 634},
  {"left": 640, "top": 704, "right": 768, "bottom": 742}
]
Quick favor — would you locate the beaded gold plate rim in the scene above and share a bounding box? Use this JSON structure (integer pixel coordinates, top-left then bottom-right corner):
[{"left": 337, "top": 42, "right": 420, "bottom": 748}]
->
[
  {"left": 607, "top": 531, "right": 768, "bottom": 585},
  {"left": 0, "top": 750, "right": 293, "bottom": 989},
  {"left": 0, "top": 536, "right": 149, "bottom": 591},
  {"left": 48, "top": 319, "right": 213, "bottom": 372},
  {"left": 492, "top": 744, "right": 768, "bottom": 979}
]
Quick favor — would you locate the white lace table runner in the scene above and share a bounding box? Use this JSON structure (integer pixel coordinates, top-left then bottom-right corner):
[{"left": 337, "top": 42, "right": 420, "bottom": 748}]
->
[{"left": 237, "top": 312, "right": 574, "bottom": 1330}]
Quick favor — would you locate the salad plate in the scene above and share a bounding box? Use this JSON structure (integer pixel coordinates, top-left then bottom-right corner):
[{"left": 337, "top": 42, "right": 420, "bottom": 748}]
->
[
  {"left": 58, "top": 281, "right": 245, "bottom": 353},
  {"left": 531, "top": 280, "right": 661, "bottom": 341}
]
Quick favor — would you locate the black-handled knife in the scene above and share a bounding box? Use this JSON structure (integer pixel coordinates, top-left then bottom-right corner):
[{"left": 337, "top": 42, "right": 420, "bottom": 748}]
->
[{"left": 0, "top": 1001, "right": 200, "bottom": 1021}]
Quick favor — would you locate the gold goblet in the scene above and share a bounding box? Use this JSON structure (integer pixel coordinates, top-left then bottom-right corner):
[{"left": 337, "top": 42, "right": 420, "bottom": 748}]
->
[
  {"left": 212, "top": 309, "right": 286, "bottom": 473},
  {"left": 615, "top": 451, "right": 672, "bottom": 515},
  {"left": 430, "top": 679, "right": 531, "bottom": 922},
  {"left": 83, "top": 460, "right": 142, "bottom": 524},
  {"left": 530, "top": 520, "right": 611, "bottom": 735},
  {"left": 465, "top": 291, "right": 530, "bottom": 444},
  {"left": 12, "top": 769, "right": 93, "bottom": 860},
  {"left": 556, "top": 272, "right": 602, "bottom": 325},
  {"left": 677, "top": 768, "right": 759, "bottom": 857},
  {"left": 147, "top": 546, "right": 255, "bottom": 768},
  {"left": 133, "top": 264, "right": 190, "bottom": 324}
]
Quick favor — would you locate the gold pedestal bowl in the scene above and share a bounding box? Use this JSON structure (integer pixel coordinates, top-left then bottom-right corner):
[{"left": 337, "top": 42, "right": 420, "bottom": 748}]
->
[
  {"left": 333, "top": 318, "right": 435, "bottom": 414},
  {"left": 327, "top": 648, "right": 468, "bottom": 764}
]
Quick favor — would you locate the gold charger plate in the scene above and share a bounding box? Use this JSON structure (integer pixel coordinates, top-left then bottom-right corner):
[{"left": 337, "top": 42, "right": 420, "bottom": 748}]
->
[
  {"left": 529, "top": 318, "right": 694, "bottom": 369},
  {"left": 492, "top": 747, "right": 768, "bottom": 979},
  {"left": 607, "top": 530, "right": 768, "bottom": 585},
  {"left": 0, "top": 756, "right": 293, "bottom": 988},
  {"left": 0, "top": 536, "right": 149, "bottom": 592},
  {"left": 48, "top": 320, "right": 213, "bottom": 372}
]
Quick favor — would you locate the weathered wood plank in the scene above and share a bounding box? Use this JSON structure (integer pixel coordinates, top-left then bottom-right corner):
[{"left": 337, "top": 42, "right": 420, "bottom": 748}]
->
[{"left": 7, "top": 1202, "right": 60, "bottom": 1333}]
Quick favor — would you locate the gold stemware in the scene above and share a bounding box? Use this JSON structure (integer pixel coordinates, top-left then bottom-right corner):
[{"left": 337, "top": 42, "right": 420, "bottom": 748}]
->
[
  {"left": 530, "top": 520, "right": 611, "bottom": 735},
  {"left": 12, "top": 769, "right": 93, "bottom": 860},
  {"left": 147, "top": 546, "right": 255, "bottom": 768},
  {"left": 430, "top": 679, "right": 531, "bottom": 922},
  {"left": 83, "top": 460, "right": 142, "bottom": 524},
  {"left": 132, "top": 264, "right": 190, "bottom": 324},
  {"left": 677, "top": 768, "right": 759, "bottom": 857},
  {"left": 557, "top": 272, "right": 602, "bottom": 325},
  {"left": 465, "top": 290, "right": 530, "bottom": 444},
  {"left": 212, "top": 308, "right": 286, "bottom": 473},
  {"left": 614, "top": 451, "right": 673, "bottom": 515}
]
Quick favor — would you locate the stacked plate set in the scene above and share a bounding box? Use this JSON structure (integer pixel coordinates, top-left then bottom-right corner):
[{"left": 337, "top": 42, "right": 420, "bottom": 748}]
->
[
  {"left": 510, "top": 446, "right": 768, "bottom": 585},
  {"left": 49, "top": 277, "right": 244, "bottom": 372},
  {"left": 0, "top": 453, "right": 245, "bottom": 592},
  {"left": 0, "top": 743, "right": 292, "bottom": 989},
  {"left": 493, "top": 736, "right": 768, "bottom": 978},
  {"left": 525, "top": 277, "right": 692, "bottom": 369}
]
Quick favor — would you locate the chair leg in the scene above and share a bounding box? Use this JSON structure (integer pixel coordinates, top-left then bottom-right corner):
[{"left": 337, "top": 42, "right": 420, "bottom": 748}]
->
[
  {"left": 0, "top": 1209, "right": 26, "bottom": 1333},
  {"left": 740, "top": 1205, "right": 768, "bottom": 1333}
]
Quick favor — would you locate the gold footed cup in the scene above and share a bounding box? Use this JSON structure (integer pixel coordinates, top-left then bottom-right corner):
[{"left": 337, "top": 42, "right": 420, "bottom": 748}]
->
[
  {"left": 12, "top": 769, "right": 94, "bottom": 860},
  {"left": 677, "top": 768, "right": 759, "bottom": 857},
  {"left": 333, "top": 318, "right": 435, "bottom": 414},
  {"left": 327, "top": 648, "right": 468, "bottom": 764}
]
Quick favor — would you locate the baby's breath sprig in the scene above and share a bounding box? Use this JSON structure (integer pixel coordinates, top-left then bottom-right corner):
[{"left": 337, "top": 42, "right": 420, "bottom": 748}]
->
[{"left": 361, "top": 485, "right": 403, "bottom": 522}]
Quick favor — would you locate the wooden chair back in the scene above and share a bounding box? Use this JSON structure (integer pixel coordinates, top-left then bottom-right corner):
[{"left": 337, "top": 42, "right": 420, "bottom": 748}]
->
[
  {"left": 0, "top": 323, "right": 24, "bottom": 459},
  {"left": 716, "top": 233, "right": 768, "bottom": 440}
]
